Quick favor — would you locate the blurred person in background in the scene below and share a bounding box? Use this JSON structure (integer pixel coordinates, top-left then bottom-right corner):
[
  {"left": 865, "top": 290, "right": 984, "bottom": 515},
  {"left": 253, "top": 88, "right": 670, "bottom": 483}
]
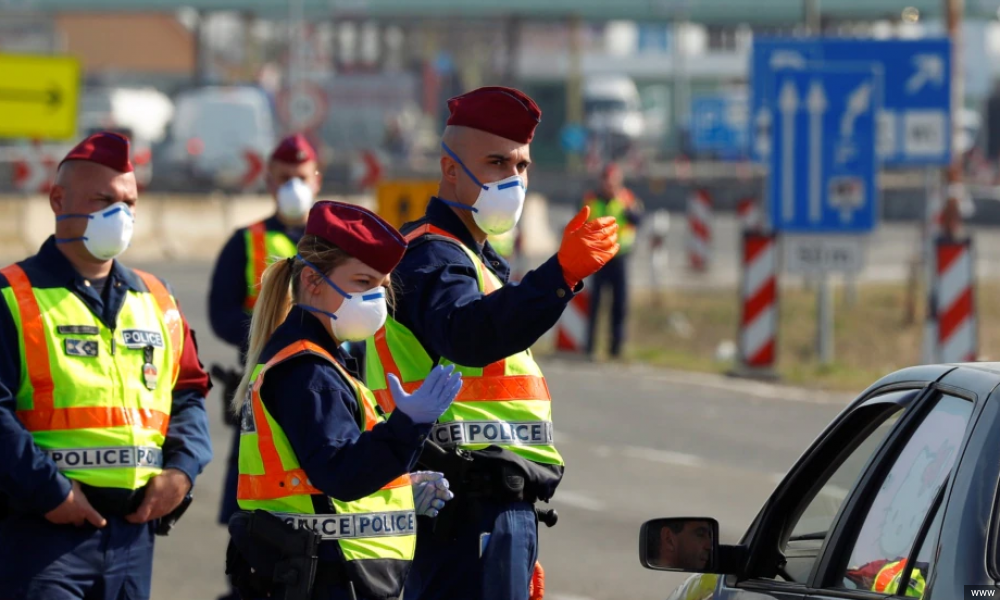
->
[
  {"left": 0, "top": 132, "right": 212, "bottom": 599},
  {"left": 583, "top": 162, "right": 644, "bottom": 360},
  {"left": 207, "top": 133, "right": 320, "bottom": 600},
  {"left": 366, "top": 86, "right": 620, "bottom": 600},
  {"left": 225, "top": 200, "right": 460, "bottom": 600}
]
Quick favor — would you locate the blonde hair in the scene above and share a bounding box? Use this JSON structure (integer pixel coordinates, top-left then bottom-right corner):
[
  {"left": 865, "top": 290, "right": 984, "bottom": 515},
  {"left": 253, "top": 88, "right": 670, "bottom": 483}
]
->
[{"left": 231, "top": 235, "right": 352, "bottom": 414}]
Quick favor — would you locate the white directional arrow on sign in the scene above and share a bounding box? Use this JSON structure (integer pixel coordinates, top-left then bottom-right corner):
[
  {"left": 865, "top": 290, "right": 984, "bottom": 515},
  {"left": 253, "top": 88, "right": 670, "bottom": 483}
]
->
[
  {"left": 840, "top": 82, "right": 872, "bottom": 138},
  {"left": 808, "top": 81, "right": 827, "bottom": 224},
  {"left": 779, "top": 80, "right": 799, "bottom": 224},
  {"left": 906, "top": 54, "right": 945, "bottom": 94}
]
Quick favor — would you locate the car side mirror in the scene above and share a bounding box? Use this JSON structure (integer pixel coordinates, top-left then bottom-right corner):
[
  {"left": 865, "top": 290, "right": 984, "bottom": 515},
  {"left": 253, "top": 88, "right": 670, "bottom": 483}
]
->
[{"left": 639, "top": 517, "right": 721, "bottom": 573}]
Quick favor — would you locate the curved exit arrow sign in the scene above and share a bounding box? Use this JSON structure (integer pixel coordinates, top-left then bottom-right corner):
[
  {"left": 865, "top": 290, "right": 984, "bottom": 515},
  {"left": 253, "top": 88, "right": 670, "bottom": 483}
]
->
[{"left": 0, "top": 54, "right": 80, "bottom": 140}]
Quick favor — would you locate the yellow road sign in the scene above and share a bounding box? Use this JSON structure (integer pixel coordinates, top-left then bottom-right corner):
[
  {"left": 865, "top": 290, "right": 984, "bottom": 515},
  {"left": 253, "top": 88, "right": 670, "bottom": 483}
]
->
[
  {"left": 0, "top": 54, "right": 80, "bottom": 140},
  {"left": 375, "top": 180, "right": 439, "bottom": 231}
]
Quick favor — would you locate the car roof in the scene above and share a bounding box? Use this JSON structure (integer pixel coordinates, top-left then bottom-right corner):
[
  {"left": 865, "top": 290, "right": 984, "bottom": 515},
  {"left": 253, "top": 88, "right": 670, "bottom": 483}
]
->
[{"left": 856, "top": 362, "right": 1000, "bottom": 406}]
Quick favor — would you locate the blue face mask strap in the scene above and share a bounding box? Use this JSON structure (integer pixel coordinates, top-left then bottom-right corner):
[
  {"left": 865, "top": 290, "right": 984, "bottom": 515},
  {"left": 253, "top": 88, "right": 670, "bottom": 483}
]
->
[
  {"left": 441, "top": 142, "right": 488, "bottom": 191},
  {"left": 437, "top": 197, "right": 479, "bottom": 213},
  {"left": 55, "top": 214, "right": 94, "bottom": 221},
  {"left": 297, "top": 304, "right": 339, "bottom": 321},
  {"left": 295, "top": 254, "right": 353, "bottom": 300}
]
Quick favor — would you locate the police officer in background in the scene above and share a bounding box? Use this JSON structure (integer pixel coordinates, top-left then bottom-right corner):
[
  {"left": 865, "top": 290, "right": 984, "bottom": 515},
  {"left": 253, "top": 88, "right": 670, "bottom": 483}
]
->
[
  {"left": 366, "top": 86, "right": 621, "bottom": 600},
  {"left": 0, "top": 132, "right": 213, "bottom": 599},
  {"left": 583, "top": 162, "right": 643, "bottom": 360},
  {"left": 208, "top": 134, "right": 320, "bottom": 595}
]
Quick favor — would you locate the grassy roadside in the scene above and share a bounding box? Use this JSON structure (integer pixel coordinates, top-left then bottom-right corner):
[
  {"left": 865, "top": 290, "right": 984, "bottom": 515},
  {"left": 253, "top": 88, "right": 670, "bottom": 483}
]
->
[{"left": 572, "top": 279, "right": 1000, "bottom": 392}]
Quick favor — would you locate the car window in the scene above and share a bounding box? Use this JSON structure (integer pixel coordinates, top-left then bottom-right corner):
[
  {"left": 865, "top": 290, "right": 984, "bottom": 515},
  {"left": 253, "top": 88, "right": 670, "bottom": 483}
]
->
[
  {"left": 788, "top": 405, "right": 904, "bottom": 542},
  {"left": 837, "top": 394, "right": 972, "bottom": 595},
  {"left": 744, "top": 393, "right": 911, "bottom": 584}
]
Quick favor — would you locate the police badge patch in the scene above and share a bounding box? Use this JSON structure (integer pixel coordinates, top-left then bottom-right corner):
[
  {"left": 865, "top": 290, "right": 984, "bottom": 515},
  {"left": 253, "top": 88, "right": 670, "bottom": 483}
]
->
[
  {"left": 239, "top": 400, "right": 257, "bottom": 433},
  {"left": 64, "top": 339, "right": 99, "bottom": 357}
]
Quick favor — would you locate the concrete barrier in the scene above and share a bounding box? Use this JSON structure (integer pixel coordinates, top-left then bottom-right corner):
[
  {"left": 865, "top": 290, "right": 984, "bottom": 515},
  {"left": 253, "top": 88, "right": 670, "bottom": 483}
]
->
[
  {"left": 0, "top": 194, "right": 373, "bottom": 264},
  {"left": 0, "top": 192, "right": 558, "bottom": 265}
]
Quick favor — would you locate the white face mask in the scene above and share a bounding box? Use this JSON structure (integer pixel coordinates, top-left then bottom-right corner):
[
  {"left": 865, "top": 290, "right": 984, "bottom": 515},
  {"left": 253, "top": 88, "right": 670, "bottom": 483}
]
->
[
  {"left": 297, "top": 256, "right": 388, "bottom": 342},
  {"left": 56, "top": 201, "right": 135, "bottom": 260},
  {"left": 441, "top": 142, "right": 526, "bottom": 236},
  {"left": 276, "top": 178, "right": 314, "bottom": 220}
]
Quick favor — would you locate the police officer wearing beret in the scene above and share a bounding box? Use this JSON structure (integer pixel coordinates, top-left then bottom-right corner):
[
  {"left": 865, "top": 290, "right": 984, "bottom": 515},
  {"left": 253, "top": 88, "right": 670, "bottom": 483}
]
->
[
  {"left": 226, "top": 201, "right": 462, "bottom": 600},
  {"left": 365, "top": 87, "right": 621, "bottom": 600},
  {"left": 0, "top": 132, "right": 213, "bottom": 599},
  {"left": 208, "top": 135, "right": 323, "bottom": 592}
]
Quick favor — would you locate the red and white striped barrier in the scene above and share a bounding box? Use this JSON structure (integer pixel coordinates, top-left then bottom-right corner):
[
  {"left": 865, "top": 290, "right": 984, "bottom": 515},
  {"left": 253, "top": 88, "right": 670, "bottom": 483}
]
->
[
  {"left": 12, "top": 142, "right": 57, "bottom": 194},
  {"left": 686, "top": 188, "right": 712, "bottom": 271},
  {"left": 555, "top": 288, "right": 590, "bottom": 353},
  {"left": 925, "top": 238, "right": 977, "bottom": 363},
  {"left": 737, "top": 196, "right": 762, "bottom": 233},
  {"left": 737, "top": 232, "right": 778, "bottom": 371}
]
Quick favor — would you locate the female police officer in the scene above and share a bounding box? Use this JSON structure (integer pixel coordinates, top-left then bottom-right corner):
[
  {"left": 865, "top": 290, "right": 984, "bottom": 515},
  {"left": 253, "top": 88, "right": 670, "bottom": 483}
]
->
[{"left": 226, "top": 200, "right": 460, "bottom": 600}]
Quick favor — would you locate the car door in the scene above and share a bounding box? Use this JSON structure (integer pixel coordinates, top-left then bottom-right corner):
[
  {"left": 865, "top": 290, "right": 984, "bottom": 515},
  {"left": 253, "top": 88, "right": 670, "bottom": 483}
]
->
[
  {"left": 803, "top": 387, "right": 977, "bottom": 600},
  {"left": 709, "top": 387, "right": 924, "bottom": 600}
]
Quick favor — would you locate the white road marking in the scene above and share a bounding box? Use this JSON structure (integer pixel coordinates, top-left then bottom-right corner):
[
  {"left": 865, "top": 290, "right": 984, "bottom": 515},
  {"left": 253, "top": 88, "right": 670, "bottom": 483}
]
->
[{"left": 551, "top": 490, "right": 606, "bottom": 512}]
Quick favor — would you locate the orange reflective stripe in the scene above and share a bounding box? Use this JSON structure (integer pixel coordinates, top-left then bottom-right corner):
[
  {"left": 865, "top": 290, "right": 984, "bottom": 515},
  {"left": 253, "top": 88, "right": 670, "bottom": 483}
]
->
[
  {"left": 373, "top": 374, "right": 550, "bottom": 409},
  {"left": 0, "top": 264, "right": 54, "bottom": 411},
  {"left": 133, "top": 270, "right": 183, "bottom": 384},
  {"left": 246, "top": 221, "right": 268, "bottom": 310},
  {"left": 874, "top": 561, "right": 906, "bottom": 592},
  {"left": 239, "top": 467, "right": 320, "bottom": 501},
  {"left": 16, "top": 406, "right": 170, "bottom": 436},
  {"left": 383, "top": 473, "right": 411, "bottom": 490},
  {"left": 373, "top": 328, "right": 400, "bottom": 413}
]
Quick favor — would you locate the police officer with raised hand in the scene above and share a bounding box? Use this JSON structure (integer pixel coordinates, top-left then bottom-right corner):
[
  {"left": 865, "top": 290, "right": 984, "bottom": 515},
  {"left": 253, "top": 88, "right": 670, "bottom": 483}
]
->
[
  {"left": 226, "top": 200, "right": 461, "bottom": 600},
  {"left": 208, "top": 135, "right": 322, "bottom": 600},
  {"left": 366, "top": 86, "right": 620, "bottom": 600},
  {"left": 0, "top": 132, "right": 213, "bottom": 599}
]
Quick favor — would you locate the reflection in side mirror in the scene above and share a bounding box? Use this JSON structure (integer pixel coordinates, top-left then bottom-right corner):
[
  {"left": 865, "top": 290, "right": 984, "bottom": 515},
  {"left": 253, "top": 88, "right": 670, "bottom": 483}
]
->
[{"left": 639, "top": 517, "right": 720, "bottom": 573}]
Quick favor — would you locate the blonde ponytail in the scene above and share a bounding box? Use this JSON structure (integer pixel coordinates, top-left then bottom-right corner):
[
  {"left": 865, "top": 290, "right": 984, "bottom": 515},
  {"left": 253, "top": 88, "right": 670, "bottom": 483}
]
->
[
  {"left": 231, "top": 257, "right": 295, "bottom": 414},
  {"left": 230, "top": 236, "right": 353, "bottom": 417}
]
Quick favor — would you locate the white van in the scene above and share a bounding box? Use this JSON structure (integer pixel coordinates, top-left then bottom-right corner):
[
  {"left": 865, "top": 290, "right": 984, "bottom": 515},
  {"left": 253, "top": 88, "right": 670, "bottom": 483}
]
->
[
  {"left": 583, "top": 75, "right": 646, "bottom": 159},
  {"left": 158, "top": 86, "right": 276, "bottom": 192}
]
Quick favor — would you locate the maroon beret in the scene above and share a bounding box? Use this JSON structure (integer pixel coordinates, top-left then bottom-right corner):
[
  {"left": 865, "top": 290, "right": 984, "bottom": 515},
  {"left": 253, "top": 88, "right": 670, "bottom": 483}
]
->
[
  {"left": 446, "top": 86, "right": 541, "bottom": 144},
  {"left": 59, "top": 132, "right": 133, "bottom": 173},
  {"left": 306, "top": 201, "right": 407, "bottom": 274},
  {"left": 270, "top": 134, "right": 317, "bottom": 165}
]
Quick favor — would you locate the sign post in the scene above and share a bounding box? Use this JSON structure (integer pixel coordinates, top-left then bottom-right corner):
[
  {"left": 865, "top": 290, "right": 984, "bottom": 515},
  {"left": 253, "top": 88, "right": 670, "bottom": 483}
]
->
[{"left": 768, "top": 64, "right": 880, "bottom": 366}]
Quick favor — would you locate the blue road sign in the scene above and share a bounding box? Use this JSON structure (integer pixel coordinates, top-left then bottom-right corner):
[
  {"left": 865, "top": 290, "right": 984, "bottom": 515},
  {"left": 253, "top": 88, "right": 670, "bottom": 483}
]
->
[
  {"left": 691, "top": 93, "right": 748, "bottom": 157},
  {"left": 751, "top": 37, "right": 951, "bottom": 166},
  {"left": 769, "top": 65, "right": 880, "bottom": 233}
]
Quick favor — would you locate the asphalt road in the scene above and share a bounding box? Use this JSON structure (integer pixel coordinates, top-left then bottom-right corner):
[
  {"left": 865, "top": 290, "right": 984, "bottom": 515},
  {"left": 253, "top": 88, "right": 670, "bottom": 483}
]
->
[{"left": 140, "top": 261, "right": 855, "bottom": 600}]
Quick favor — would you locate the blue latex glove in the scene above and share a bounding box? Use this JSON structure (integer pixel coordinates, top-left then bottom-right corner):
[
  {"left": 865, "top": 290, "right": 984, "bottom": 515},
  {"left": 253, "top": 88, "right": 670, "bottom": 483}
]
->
[
  {"left": 411, "top": 471, "right": 454, "bottom": 517},
  {"left": 388, "top": 365, "right": 462, "bottom": 424}
]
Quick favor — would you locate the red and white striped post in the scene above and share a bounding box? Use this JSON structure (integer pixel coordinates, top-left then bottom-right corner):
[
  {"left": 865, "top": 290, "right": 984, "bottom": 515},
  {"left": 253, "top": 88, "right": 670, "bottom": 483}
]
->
[
  {"left": 686, "top": 188, "right": 712, "bottom": 271},
  {"left": 925, "top": 238, "right": 977, "bottom": 363},
  {"left": 555, "top": 289, "right": 591, "bottom": 354},
  {"left": 737, "top": 196, "right": 762, "bottom": 233},
  {"left": 734, "top": 232, "right": 778, "bottom": 376}
]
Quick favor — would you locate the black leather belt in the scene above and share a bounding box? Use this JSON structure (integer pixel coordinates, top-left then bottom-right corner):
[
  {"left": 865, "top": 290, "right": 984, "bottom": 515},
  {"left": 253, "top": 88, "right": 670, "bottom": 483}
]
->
[{"left": 80, "top": 483, "right": 146, "bottom": 517}]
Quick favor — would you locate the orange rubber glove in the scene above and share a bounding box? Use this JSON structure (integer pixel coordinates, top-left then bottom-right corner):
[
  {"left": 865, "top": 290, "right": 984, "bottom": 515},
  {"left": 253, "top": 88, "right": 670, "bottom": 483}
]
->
[
  {"left": 528, "top": 561, "right": 545, "bottom": 600},
  {"left": 557, "top": 206, "right": 620, "bottom": 288}
]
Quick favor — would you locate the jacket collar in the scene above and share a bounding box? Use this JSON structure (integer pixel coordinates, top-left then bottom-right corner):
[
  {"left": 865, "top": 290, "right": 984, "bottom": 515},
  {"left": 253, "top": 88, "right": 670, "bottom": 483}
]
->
[{"left": 36, "top": 236, "right": 140, "bottom": 292}]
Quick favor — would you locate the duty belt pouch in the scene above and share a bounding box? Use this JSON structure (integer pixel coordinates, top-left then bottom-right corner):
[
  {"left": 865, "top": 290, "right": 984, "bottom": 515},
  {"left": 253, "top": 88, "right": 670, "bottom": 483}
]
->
[{"left": 234, "top": 510, "right": 321, "bottom": 600}]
